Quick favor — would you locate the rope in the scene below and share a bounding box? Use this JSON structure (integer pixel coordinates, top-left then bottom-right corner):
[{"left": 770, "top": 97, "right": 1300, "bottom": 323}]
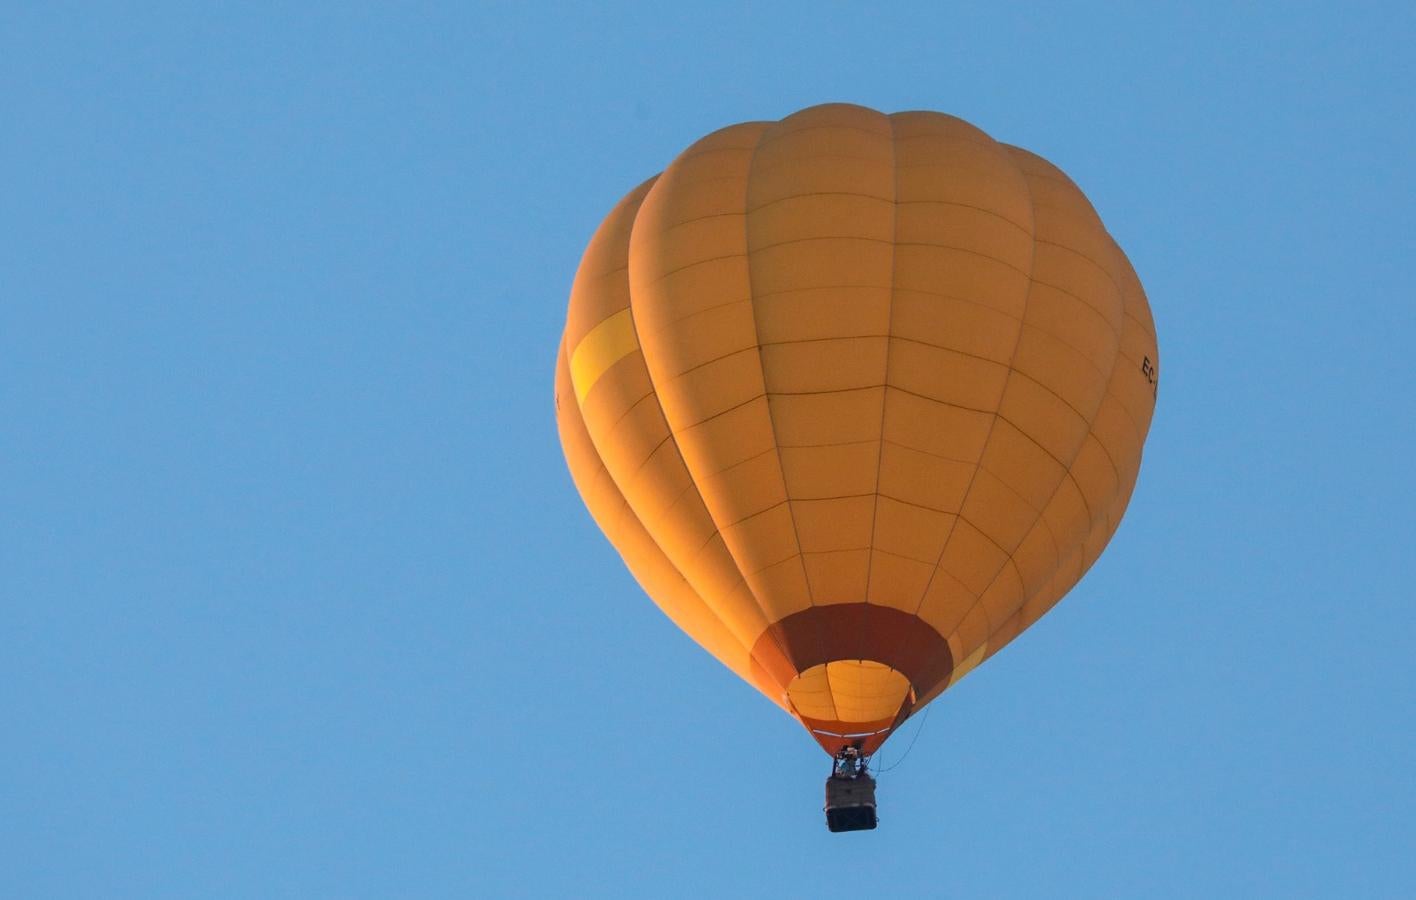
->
[{"left": 873, "top": 704, "right": 934, "bottom": 775}]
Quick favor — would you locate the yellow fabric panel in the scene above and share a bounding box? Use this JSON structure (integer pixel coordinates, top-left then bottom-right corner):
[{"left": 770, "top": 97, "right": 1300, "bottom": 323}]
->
[
  {"left": 948, "top": 643, "right": 988, "bottom": 687},
  {"left": 569, "top": 308, "right": 639, "bottom": 402}
]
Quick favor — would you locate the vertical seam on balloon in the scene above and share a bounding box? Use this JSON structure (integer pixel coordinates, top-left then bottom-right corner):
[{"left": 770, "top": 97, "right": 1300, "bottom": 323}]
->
[
  {"left": 857, "top": 111, "right": 900, "bottom": 717},
  {"left": 908, "top": 142, "right": 1040, "bottom": 620},
  {"left": 741, "top": 119, "right": 840, "bottom": 724}
]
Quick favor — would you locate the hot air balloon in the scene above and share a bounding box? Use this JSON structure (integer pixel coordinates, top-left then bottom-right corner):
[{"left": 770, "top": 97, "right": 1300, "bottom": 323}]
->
[{"left": 554, "top": 103, "right": 1159, "bottom": 831}]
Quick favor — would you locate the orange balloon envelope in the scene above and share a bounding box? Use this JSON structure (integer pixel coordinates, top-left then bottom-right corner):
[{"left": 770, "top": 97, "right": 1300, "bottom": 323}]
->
[{"left": 555, "top": 103, "right": 1159, "bottom": 757}]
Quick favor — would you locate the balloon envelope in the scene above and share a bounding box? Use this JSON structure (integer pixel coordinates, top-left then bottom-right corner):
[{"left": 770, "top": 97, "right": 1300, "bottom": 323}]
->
[{"left": 556, "top": 103, "right": 1159, "bottom": 755}]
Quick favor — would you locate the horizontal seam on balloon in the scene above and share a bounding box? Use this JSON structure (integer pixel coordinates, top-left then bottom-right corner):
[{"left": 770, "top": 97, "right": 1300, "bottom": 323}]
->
[
  {"left": 990, "top": 408, "right": 1079, "bottom": 471},
  {"left": 654, "top": 211, "right": 751, "bottom": 234},
  {"left": 1080, "top": 433, "right": 1125, "bottom": 503},
  {"left": 652, "top": 177, "right": 760, "bottom": 212},
  {"left": 674, "top": 139, "right": 765, "bottom": 165},
  {"left": 748, "top": 235, "right": 1034, "bottom": 278},
  {"left": 1026, "top": 284, "right": 1123, "bottom": 348},
  {"left": 890, "top": 285, "right": 1028, "bottom": 320},
  {"left": 640, "top": 296, "right": 755, "bottom": 333},
  {"left": 1121, "top": 309, "right": 1157, "bottom": 339},
  {"left": 880, "top": 438, "right": 980, "bottom": 466},
  {"left": 1099, "top": 389, "right": 1146, "bottom": 444},
  {"left": 746, "top": 191, "right": 894, "bottom": 213},
  {"left": 644, "top": 276, "right": 1006, "bottom": 336},
  {"left": 1090, "top": 394, "right": 1145, "bottom": 451},
  {"left": 748, "top": 234, "right": 896, "bottom": 252},
  {"left": 893, "top": 160, "right": 1014, "bottom": 181},
  {"left": 1015, "top": 322, "right": 1115, "bottom": 383},
  {"left": 598, "top": 386, "right": 658, "bottom": 434},
  {"left": 1012, "top": 166, "right": 1079, "bottom": 190},
  {"left": 742, "top": 550, "right": 812, "bottom": 578},
  {"left": 672, "top": 391, "right": 766, "bottom": 431},
  {"left": 782, "top": 491, "right": 880, "bottom": 506},
  {"left": 1005, "top": 364, "right": 1113, "bottom": 436},
  {"left": 1032, "top": 237, "right": 1128, "bottom": 297},
  {"left": 744, "top": 282, "right": 894, "bottom": 300},
  {"left": 775, "top": 385, "right": 996, "bottom": 413},
  {"left": 799, "top": 546, "right": 874, "bottom": 557},
  {"left": 575, "top": 263, "right": 629, "bottom": 288},
  {"left": 774, "top": 383, "right": 997, "bottom": 411},
  {"left": 1026, "top": 277, "right": 1123, "bottom": 339},
  {"left": 662, "top": 375, "right": 1021, "bottom": 427},
  {"left": 716, "top": 497, "right": 792, "bottom": 530},
  {"left": 654, "top": 330, "right": 1056, "bottom": 388},
  {"left": 618, "top": 428, "right": 689, "bottom": 486},
  {"left": 1061, "top": 469, "right": 1099, "bottom": 541},
  {"left": 758, "top": 120, "right": 894, "bottom": 144},
  {"left": 749, "top": 154, "right": 894, "bottom": 178},
  {"left": 870, "top": 544, "right": 953, "bottom": 567},
  {"left": 647, "top": 252, "right": 749, "bottom": 285},
  {"left": 660, "top": 345, "right": 760, "bottom": 380},
  {"left": 969, "top": 460, "right": 1045, "bottom": 517},
  {"left": 892, "top": 127, "right": 997, "bottom": 149},
  {"left": 875, "top": 492, "right": 963, "bottom": 517},
  {"left": 691, "top": 445, "right": 781, "bottom": 480},
  {"left": 894, "top": 199, "right": 1032, "bottom": 235},
  {"left": 777, "top": 437, "right": 878, "bottom": 451},
  {"left": 893, "top": 241, "right": 1035, "bottom": 275},
  {"left": 1114, "top": 343, "right": 1154, "bottom": 373},
  {"left": 755, "top": 334, "right": 1012, "bottom": 371}
]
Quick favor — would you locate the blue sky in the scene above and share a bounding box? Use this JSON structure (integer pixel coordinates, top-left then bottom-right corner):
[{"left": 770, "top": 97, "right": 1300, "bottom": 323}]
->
[{"left": 3, "top": 2, "right": 1413, "bottom": 897}]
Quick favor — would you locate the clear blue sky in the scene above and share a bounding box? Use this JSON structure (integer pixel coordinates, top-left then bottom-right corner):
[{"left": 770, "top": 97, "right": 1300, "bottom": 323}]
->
[{"left": 3, "top": 3, "right": 1413, "bottom": 897}]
